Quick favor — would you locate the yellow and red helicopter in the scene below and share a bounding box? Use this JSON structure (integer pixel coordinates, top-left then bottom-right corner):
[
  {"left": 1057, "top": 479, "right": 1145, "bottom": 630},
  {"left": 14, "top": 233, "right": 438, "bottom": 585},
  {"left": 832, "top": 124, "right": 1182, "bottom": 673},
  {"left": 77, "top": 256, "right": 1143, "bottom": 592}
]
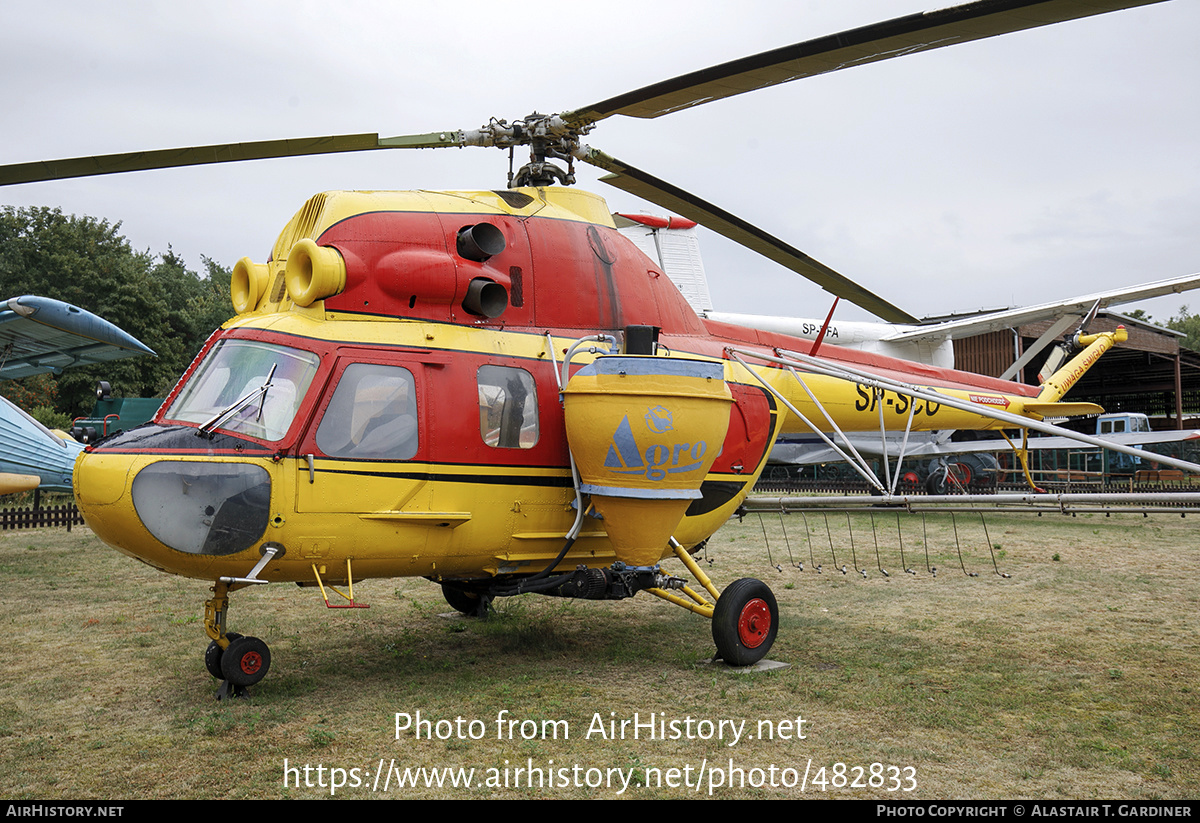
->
[{"left": 0, "top": 0, "right": 1183, "bottom": 694}]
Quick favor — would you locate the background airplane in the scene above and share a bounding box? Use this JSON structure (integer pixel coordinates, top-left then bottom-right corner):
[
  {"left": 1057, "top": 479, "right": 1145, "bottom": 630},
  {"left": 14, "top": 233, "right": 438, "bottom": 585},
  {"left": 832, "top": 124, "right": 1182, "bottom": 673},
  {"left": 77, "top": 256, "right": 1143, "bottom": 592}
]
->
[
  {"left": 616, "top": 212, "right": 1200, "bottom": 484},
  {"left": 0, "top": 295, "right": 154, "bottom": 494},
  {"left": 616, "top": 212, "right": 1200, "bottom": 372}
]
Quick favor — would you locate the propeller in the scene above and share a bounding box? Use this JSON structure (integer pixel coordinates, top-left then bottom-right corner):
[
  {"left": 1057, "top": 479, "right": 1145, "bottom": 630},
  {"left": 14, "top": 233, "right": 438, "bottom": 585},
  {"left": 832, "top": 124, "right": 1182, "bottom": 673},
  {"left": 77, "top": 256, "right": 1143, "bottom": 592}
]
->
[
  {"left": 0, "top": 132, "right": 467, "bottom": 187},
  {"left": 0, "top": 0, "right": 1170, "bottom": 320},
  {"left": 574, "top": 146, "right": 919, "bottom": 323},
  {"left": 563, "top": 0, "right": 1169, "bottom": 123}
]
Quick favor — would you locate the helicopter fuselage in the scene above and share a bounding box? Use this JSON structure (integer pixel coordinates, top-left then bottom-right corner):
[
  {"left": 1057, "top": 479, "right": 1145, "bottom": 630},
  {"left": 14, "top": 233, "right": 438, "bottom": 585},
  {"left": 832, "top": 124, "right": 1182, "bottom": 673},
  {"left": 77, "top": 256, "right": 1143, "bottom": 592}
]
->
[{"left": 74, "top": 186, "right": 1045, "bottom": 587}]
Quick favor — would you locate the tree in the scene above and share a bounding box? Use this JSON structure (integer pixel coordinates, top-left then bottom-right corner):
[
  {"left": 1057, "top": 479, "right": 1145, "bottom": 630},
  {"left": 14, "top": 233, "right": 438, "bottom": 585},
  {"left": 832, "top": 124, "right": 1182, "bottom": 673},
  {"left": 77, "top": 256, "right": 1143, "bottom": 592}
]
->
[
  {"left": 0, "top": 373, "right": 58, "bottom": 411},
  {"left": 1167, "top": 306, "right": 1200, "bottom": 353},
  {"left": 0, "top": 206, "right": 232, "bottom": 417}
]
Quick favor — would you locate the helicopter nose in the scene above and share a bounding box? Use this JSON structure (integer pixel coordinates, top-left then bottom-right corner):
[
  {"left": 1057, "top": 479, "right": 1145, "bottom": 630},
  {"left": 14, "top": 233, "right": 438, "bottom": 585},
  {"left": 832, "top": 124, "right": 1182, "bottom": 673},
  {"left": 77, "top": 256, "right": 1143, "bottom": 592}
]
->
[{"left": 76, "top": 452, "right": 272, "bottom": 564}]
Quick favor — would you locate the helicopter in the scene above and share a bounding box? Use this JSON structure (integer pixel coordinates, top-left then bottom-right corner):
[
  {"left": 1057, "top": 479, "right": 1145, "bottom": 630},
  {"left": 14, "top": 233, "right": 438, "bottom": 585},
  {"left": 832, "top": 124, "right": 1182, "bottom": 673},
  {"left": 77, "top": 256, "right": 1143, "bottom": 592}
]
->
[{"left": 0, "top": 0, "right": 1184, "bottom": 695}]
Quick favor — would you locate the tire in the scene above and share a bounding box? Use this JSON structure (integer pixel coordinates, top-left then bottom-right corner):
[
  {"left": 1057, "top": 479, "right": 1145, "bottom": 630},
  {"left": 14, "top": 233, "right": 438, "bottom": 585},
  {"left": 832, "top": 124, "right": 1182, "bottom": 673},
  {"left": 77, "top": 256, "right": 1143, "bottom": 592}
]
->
[
  {"left": 442, "top": 584, "right": 489, "bottom": 617},
  {"left": 220, "top": 635, "right": 271, "bottom": 687},
  {"left": 204, "top": 632, "right": 241, "bottom": 679},
  {"left": 949, "top": 461, "right": 972, "bottom": 488},
  {"left": 712, "top": 578, "right": 778, "bottom": 667},
  {"left": 961, "top": 453, "right": 999, "bottom": 489},
  {"left": 926, "top": 471, "right": 947, "bottom": 495}
]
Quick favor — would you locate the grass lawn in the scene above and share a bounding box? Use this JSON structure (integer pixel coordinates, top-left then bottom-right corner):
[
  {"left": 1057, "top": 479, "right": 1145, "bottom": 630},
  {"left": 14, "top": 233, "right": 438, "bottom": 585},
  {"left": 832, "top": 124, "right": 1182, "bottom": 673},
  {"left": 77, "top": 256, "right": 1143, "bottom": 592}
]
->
[{"left": 1, "top": 505, "right": 1197, "bottom": 799}]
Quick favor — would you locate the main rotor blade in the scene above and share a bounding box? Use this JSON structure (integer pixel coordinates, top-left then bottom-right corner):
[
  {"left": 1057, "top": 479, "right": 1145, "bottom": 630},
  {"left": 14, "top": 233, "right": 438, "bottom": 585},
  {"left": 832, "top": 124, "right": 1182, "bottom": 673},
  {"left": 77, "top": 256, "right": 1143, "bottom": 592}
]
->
[
  {"left": 578, "top": 146, "right": 918, "bottom": 324},
  {"left": 566, "top": 0, "right": 1170, "bottom": 124},
  {"left": 0, "top": 131, "right": 466, "bottom": 186}
]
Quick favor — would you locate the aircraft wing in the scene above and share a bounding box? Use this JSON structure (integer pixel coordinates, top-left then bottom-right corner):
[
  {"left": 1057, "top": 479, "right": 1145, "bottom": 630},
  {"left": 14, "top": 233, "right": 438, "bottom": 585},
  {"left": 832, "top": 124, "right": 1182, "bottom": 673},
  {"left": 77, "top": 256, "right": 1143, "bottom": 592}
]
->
[
  {"left": 961, "top": 429, "right": 1200, "bottom": 453},
  {"left": 0, "top": 295, "right": 154, "bottom": 494},
  {"left": 881, "top": 272, "right": 1200, "bottom": 343},
  {"left": 771, "top": 429, "right": 1200, "bottom": 466},
  {"left": 771, "top": 432, "right": 949, "bottom": 465},
  {"left": 0, "top": 295, "right": 156, "bottom": 379}
]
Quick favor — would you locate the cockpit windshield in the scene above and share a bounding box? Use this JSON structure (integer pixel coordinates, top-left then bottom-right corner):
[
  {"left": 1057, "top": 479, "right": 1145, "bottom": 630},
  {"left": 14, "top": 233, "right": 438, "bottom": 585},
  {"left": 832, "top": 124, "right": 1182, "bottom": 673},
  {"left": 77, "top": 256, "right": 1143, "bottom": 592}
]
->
[{"left": 165, "top": 340, "right": 320, "bottom": 441}]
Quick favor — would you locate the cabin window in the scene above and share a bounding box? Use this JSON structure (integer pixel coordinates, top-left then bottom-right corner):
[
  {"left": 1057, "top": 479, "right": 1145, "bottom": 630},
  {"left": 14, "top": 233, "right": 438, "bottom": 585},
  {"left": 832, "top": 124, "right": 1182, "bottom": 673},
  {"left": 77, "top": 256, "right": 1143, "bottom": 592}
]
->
[
  {"left": 165, "top": 339, "right": 320, "bottom": 441},
  {"left": 477, "top": 365, "right": 538, "bottom": 448},
  {"left": 316, "top": 363, "right": 418, "bottom": 460}
]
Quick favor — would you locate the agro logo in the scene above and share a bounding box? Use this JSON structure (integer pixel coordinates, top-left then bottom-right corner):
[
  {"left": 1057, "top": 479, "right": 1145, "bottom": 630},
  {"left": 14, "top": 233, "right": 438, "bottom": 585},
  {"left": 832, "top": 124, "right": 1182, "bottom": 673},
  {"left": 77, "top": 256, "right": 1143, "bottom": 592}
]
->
[{"left": 604, "top": 408, "right": 706, "bottom": 482}]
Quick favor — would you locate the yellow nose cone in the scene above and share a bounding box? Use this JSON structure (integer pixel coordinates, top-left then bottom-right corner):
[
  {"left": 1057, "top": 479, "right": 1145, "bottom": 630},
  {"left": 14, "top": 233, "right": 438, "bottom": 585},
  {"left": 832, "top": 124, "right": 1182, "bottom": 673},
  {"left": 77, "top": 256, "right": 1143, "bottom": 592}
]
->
[{"left": 563, "top": 356, "right": 731, "bottom": 566}]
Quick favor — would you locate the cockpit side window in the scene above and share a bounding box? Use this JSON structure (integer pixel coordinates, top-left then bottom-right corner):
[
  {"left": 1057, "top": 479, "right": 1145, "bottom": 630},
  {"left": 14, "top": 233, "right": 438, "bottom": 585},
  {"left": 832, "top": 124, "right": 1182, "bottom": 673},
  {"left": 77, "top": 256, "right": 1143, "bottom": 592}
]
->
[
  {"left": 316, "top": 363, "right": 418, "bottom": 460},
  {"left": 477, "top": 365, "right": 538, "bottom": 449}
]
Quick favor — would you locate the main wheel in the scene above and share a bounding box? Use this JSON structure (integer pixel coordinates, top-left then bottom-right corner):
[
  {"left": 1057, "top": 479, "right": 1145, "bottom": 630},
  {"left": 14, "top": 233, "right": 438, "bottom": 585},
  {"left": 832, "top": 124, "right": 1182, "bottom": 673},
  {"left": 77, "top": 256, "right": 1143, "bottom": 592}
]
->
[
  {"left": 220, "top": 635, "right": 271, "bottom": 687},
  {"left": 442, "top": 584, "right": 490, "bottom": 617},
  {"left": 949, "top": 461, "right": 972, "bottom": 488},
  {"left": 712, "top": 578, "right": 778, "bottom": 666},
  {"left": 926, "top": 468, "right": 948, "bottom": 495},
  {"left": 204, "top": 632, "right": 241, "bottom": 679}
]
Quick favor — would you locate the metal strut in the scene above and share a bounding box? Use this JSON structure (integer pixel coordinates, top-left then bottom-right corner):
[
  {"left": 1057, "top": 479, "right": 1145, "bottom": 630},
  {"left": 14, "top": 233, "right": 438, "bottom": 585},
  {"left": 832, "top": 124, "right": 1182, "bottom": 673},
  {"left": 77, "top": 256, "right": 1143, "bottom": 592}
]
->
[
  {"left": 311, "top": 559, "right": 370, "bottom": 609},
  {"left": 732, "top": 345, "right": 1200, "bottom": 479},
  {"left": 729, "top": 350, "right": 922, "bottom": 496},
  {"left": 646, "top": 537, "right": 717, "bottom": 619},
  {"left": 726, "top": 349, "right": 886, "bottom": 493},
  {"left": 218, "top": 543, "right": 281, "bottom": 587}
]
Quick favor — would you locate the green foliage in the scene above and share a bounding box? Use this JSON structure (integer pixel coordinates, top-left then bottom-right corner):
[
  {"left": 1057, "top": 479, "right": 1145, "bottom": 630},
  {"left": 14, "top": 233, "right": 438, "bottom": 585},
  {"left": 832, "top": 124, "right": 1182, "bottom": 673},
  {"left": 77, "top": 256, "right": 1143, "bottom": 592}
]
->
[
  {"left": 26, "top": 406, "right": 73, "bottom": 431},
  {"left": 1166, "top": 305, "right": 1200, "bottom": 353},
  {"left": 0, "top": 373, "right": 58, "bottom": 411},
  {"left": 1104, "top": 304, "right": 1200, "bottom": 353},
  {"left": 0, "top": 206, "right": 232, "bottom": 417}
]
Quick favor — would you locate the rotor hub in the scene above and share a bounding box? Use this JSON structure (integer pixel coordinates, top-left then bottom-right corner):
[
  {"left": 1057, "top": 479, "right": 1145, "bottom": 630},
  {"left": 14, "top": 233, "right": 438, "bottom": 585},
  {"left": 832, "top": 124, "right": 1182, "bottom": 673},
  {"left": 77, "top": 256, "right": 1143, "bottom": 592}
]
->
[{"left": 461, "top": 113, "right": 589, "bottom": 188}]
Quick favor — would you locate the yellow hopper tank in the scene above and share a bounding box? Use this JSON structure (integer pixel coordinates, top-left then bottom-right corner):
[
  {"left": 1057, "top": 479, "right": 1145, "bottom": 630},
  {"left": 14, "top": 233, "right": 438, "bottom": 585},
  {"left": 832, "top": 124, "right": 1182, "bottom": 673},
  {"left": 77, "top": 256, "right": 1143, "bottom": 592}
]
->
[{"left": 563, "top": 356, "right": 732, "bottom": 566}]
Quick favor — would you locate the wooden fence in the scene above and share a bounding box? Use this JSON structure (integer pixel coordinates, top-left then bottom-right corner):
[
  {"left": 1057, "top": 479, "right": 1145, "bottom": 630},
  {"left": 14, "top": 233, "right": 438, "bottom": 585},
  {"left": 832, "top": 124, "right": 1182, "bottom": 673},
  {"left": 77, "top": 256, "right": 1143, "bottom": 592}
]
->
[{"left": 0, "top": 503, "right": 84, "bottom": 531}]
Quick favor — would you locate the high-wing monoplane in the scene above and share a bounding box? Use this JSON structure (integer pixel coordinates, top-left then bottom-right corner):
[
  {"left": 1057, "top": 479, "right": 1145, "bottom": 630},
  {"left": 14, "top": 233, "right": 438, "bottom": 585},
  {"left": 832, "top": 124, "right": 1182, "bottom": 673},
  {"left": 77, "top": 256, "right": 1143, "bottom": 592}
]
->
[
  {"left": 0, "top": 295, "right": 155, "bottom": 494},
  {"left": 619, "top": 212, "right": 1200, "bottom": 371}
]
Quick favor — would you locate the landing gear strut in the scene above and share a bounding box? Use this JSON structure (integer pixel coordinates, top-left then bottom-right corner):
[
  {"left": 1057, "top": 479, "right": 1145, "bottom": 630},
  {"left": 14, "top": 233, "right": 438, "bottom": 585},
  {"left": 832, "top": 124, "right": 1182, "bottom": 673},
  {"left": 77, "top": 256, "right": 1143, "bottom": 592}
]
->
[
  {"left": 641, "top": 540, "right": 780, "bottom": 666},
  {"left": 204, "top": 581, "right": 271, "bottom": 698}
]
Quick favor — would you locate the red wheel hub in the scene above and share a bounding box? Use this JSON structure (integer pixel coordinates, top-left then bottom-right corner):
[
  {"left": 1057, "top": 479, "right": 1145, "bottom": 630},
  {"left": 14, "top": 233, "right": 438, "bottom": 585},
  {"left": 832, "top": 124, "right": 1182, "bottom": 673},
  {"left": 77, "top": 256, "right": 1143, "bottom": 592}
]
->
[
  {"left": 238, "top": 652, "right": 263, "bottom": 675},
  {"left": 738, "top": 598, "right": 771, "bottom": 648}
]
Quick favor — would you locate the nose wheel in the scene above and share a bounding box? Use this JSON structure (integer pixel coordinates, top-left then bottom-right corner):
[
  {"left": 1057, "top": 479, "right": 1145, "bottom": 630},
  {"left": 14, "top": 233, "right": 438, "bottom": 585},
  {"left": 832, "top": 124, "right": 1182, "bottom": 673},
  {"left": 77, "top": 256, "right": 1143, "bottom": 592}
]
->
[
  {"left": 220, "top": 636, "right": 272, "bottom": 685},
  {"left": 204, "top": 632, "right": 241, "bottom": 678},
  {"left": 204, "top": 632, "right": 272, "bottom": 696},
  {"left": 204, "top": 581, "right": 272, "bottom": 698}
]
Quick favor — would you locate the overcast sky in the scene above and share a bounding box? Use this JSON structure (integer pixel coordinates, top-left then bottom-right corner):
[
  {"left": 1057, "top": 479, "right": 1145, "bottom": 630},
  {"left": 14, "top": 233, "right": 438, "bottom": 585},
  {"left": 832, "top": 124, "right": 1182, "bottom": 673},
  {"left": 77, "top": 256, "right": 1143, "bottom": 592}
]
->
[{"left": 2, "top": 0, "right": 1197, "bottom": 324}]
